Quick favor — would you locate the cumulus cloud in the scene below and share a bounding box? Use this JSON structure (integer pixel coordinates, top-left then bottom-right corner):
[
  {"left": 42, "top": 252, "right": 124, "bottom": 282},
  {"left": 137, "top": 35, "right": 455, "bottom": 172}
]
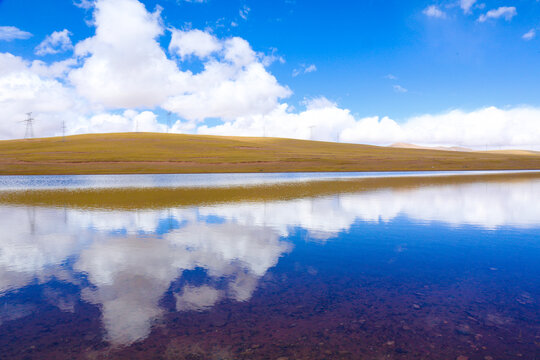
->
[
  {"left": 70, "top": 110, "right": 166, "bottom": 134},
  {"left": 69, "top": 0, "right": 184, "bottom": 108},
  {"left": 67, "top": 0, "right": 289, "bottom": 121},
  {"left": 0, "top": 51, "right": 165, "bottom": 140},
  {"left": 0, "top": 53, "right": 80, "bottom": 140},
  {"left": 163, "top": 35, "right": 291, "bottom": 121},
  {"left": 35, "top": 30, "right": 74, "bottom": 56},
  {"left": 0, "top": 26, "right": 32, "bottom": 41},
  {"left": 198, "top": 98, "right": 540, "bottom": 150},
  {"left": 478, "top": 6, "right": 517, "bottom": 22},
  {"left": 30, "top": 58, "right": 79, "bottom": 79},
  {"left": 423, "top": 5, "right": 446, "bottom": 18},
  {"left": 197, "top": 98, "right": 354, "bottom": 142},
  {"left": 169, "top": 28, "right": 221, "bottom": 59},
  {"left": 522, "top": 29, "right": 536, "bottom": 41},
  {"left": 341, "top": 106, "right": 540, "bottom": 149}
]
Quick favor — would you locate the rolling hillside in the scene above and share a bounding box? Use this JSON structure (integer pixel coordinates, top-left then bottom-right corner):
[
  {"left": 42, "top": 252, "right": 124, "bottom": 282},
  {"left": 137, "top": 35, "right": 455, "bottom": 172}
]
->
[{"left": 0, "top": 132, "right": 539, "bottom": 175}]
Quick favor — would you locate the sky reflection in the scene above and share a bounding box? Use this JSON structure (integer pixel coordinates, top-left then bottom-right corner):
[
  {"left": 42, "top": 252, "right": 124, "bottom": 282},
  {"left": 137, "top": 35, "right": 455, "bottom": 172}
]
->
[{"left": 0, "top": 178, "right": 539, "bottom": 346}]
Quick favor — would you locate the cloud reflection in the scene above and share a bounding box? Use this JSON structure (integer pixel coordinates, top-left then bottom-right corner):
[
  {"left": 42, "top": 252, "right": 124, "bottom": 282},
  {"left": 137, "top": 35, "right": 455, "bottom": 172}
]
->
[
  {"left": 200, "top": 180, "right": 540, "bottom": 237},
  {"left": 0, "top": 178, "right": 539, "bottom": 345}
]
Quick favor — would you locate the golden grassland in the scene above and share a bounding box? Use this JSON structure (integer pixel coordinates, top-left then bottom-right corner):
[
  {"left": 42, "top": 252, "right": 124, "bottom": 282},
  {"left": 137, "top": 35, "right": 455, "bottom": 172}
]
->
[
  {"left": 0, "top": 132, "right": 539, "bottom": 175},
  {"left": 1, "top": 171, "right": 538, "bottom": 210}
]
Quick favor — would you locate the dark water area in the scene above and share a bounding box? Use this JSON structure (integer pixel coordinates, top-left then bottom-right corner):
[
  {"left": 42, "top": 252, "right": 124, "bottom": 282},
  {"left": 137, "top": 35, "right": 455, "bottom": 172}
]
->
[{"left": 0, "top": 178, "right": 539, "bottom": 359}]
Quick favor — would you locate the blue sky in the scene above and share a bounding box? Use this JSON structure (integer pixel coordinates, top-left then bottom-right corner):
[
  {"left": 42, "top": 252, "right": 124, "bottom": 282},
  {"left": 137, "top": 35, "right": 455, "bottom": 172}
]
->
[{"left": 0, "top": 0, "right": 539, "bottom": 148}]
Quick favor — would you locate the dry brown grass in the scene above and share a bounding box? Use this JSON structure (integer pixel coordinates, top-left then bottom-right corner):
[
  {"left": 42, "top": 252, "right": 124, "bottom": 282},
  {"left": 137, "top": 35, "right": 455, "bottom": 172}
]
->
[{"left": 0, "top": 132, "right": 539, "bottom": 175}]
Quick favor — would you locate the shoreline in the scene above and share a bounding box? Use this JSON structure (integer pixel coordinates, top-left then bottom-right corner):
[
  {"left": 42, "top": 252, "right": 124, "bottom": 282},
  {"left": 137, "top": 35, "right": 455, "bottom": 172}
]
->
[{"left": 1, "top": 168, "right": 540, "bottom": 177}]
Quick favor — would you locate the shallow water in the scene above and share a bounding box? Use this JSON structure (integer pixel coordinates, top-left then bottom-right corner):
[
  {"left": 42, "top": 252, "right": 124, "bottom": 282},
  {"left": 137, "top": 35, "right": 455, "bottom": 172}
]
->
[
  {"left": 0, "top": 175, "right": 539, "bottom": 359},
  {"left": 0, "top": 170, "right": 536, "bottom": 190}
]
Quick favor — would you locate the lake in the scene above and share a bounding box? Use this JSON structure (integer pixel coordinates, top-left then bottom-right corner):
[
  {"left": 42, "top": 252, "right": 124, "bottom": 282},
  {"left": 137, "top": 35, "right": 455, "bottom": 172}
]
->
[{"left": 0, "top": 172, "right": 539, "bottom": 359}]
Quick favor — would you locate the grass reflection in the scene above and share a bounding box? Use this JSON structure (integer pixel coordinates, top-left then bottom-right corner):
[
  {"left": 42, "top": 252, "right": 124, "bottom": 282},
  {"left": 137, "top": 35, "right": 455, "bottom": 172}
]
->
[{"left": 1, "top": 172, "right": 539, "bottom": 210}]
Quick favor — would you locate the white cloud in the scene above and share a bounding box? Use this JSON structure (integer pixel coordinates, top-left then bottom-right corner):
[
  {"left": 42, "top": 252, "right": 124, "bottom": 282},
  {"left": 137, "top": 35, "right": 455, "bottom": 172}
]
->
[
  {"left": 198, "top": 98, "right": 356, "bottom": 142},
  {"left": 0, "top": 52, "right": 28, "bottom": 75},
  {"left": 67, "top": 0, "right": 289, "bottom": 121},
  {"left": 222, "top": 37, "right": 256, "bottom": 65},
  {"left": 30, "top": 58, "right": 79, "bottom": 79},
  {"left": 0, "top": 51, "right": 164, "bottom": 140},
  {"left": 384, "top": 74, "right": 397, "bottom": 80},
  {"left": 0, "top": 53, "right": 80, "bottom": 140},
  {"left": 69, "top": 0, "right": 184, "bottom": 109},
  {"left": 0, "top": 13, "right": 290, "bottom": 135},
  {"left": 163, "top": 36, "right": 291, "bottom": 121},
  {"left": 198, "top": 98, "right": 540, "bottom": 150},
  {"left": 478, "top": 6, "right": 517, "bottom": 22},
  {"left": 0, "top": 26, "right": 32, "bottom": 41},
  {"left": 460, "top": 0, "right": 477, "bottom": 14},
  {"left": 35, "top": 30, "right": 74, "bottom": 56},
  {"left": 423, "top": 5, "right": 446, "bottom": 18},
  {"left": 393, "top": 84, "right": 408, "bottom": 93},
  {"left": 169, "top": 29, "right": 221, "bottom": 59},
  {"left": 69, "top": 110, "right": 165, "bottom": 134},
  {"left": 522, "top": 29, "right": 536, "bottom": 41},
  {"left": 341, "top": 106, "right": 540, "bottom": 149}
]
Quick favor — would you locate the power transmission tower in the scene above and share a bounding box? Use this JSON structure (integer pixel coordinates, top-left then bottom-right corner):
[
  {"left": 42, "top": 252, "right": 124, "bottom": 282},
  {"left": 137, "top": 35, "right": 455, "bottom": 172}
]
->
[
  {"left": 309, "top": 125, "right": 315, "bottom": 140},
  {"left": 21, "top": 112, "right": 35, "bottom": 139},
  {"left": 167, "top": 111, "right": 172, "bottom": 133},
  {"left": 62, "top": 120, "right": 66, "bottom": 142}
]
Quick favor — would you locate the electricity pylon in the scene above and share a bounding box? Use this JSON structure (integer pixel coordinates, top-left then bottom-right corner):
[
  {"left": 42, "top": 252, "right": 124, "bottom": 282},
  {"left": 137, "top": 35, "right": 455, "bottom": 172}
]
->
[{"left": 21, "top": 112, "right": 35, "bottom": 138}]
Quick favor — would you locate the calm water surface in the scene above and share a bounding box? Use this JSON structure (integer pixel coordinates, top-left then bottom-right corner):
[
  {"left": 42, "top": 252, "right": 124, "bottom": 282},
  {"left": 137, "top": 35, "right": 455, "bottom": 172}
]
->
[
  {"left": 0, "top": 175, "right": 539, "bottom": 359},
  {"left": 0, "top": 170, "right": 536, "bottom": 190}
]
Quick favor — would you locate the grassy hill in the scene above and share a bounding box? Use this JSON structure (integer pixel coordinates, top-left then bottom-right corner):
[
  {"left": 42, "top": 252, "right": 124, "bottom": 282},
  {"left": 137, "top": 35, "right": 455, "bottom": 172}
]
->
[{"left": 0, "top": 132, "right": 539, "bottom": 175}]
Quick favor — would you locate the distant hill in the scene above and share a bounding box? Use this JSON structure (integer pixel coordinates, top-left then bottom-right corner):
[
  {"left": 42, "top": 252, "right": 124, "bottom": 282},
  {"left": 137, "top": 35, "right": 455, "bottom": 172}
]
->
[
  {"left": 0, "top": 132, "right": 539, "bottom": 175},
  {"left": 485, "top": 149, "right": 540, "bottom": 156}
]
